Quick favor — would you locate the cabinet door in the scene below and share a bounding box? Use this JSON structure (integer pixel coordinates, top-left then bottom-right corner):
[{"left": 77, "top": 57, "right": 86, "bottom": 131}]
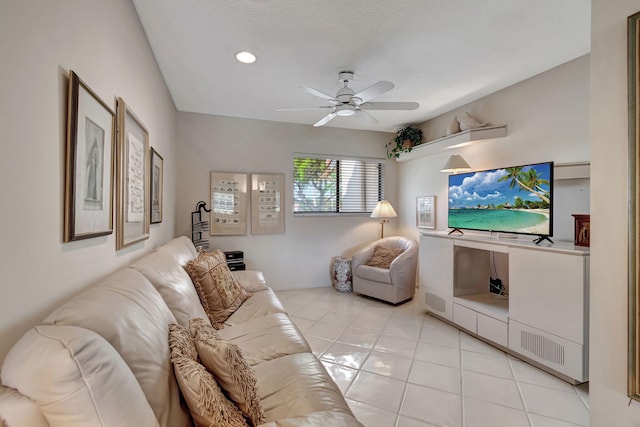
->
[
  {"left": 509, "top": 247, "right": 587, "bottom": 344},
  {"left": 420, "top": 235, "right": 454, "bottom": 320}
]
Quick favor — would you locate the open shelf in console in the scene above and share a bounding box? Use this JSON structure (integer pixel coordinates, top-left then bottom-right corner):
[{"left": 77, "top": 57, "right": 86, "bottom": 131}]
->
[{"left": 453, "top": 241, "right": 509, "bottom": 319}]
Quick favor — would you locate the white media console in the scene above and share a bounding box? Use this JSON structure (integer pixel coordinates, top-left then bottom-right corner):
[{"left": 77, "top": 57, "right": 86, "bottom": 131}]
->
[{"left": 419, "top": 231, "right": 589, "bottom": 383}]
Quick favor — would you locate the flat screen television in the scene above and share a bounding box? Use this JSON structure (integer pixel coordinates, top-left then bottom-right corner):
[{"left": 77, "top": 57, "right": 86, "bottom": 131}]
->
[{"left": 447, "top": 161, "right": 553, "bottom": 243}]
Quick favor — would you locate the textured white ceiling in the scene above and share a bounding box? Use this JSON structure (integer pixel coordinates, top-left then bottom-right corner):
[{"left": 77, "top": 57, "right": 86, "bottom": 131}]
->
[{"left": 132, "top": 0, "right": 590, "bottom": 132}]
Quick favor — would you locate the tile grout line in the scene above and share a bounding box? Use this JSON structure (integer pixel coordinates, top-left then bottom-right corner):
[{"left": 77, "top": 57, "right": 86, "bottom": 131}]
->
[
  {"left": 507, "top": 354, "right": 535, "bottom": 427},
  {"left": 395, "top": 311, "right": 426, "bottom": 426},
  {"left": 459, "top": 327, "right": 466, "bottom": 427}
]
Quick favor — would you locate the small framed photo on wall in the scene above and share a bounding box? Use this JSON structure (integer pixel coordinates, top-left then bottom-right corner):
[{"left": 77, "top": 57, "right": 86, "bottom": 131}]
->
[
  {"left": 416, "top": 196, "right": 435, "bottom": 229},
  {"left": 150, "top": 147, "right": 163, "bottom": 224}
]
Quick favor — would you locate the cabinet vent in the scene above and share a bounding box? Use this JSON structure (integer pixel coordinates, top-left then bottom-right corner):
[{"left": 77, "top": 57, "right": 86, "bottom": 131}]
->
[
  {"left": 425, "top": 293, "right": 446, "bottom": 312},
  {"left": 520, "top": 330, "right": 565, "bottom": 366}
]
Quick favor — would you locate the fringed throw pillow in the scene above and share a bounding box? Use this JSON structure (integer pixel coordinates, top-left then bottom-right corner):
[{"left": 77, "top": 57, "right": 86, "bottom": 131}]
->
[
  {"left": 185, "top": 250, "right": 250, "bottom": 327},
  {"left": 365, "top": 246, "right": 405, "bottom": 269},
  {"left": 190, "top": 318, "right": 265, "bottom": 426},
  {"left": 169, "top": 323, "right": 249, "bottom": 427}
]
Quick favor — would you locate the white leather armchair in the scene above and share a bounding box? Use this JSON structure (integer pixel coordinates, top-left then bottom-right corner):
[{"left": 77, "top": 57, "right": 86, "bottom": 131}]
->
[{"left": 351, "top": 236, "right": 418, "bottom": 304}]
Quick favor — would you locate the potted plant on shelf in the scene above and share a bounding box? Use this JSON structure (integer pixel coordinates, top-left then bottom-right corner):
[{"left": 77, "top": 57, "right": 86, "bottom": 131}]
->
[{"left": 386, "top": 125, "right": 424, "bottom": 159}]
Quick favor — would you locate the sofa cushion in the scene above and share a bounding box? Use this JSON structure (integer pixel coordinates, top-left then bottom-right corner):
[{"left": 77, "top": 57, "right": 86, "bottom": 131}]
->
[
  {"left": 252, "top": 353, "right": 356, "bottom": 423},
  {"left": 1, "top": 325, "right": 159, "bottom": 427},
  {"left": 131, "top": 249, "right": 210, "bottom": 327},
  {"left": 225, "top": 288, "right": 286, "bottom": 326},
  {"left": 257, "top": 411, "right": 364, "bottom": 426},
  {"left": 42, "top": 268, "right": 189, "bottom": 427},
  {"left": 190, "top": 318, "right": 265, "bottom": 426},
  {"left": 169, "top": 323, "right": 249, "bottom": 427},
  {"left": 185, "top": 250, "right": 250, "bottom": 327},
  {"left": 355, "top": 265, "right": 392, "bottom": 284},
  {"left": 218, "top": 313, "right": 310, "bottom": 365},
  {"left": 365, "top": 246, "right": 404, "bottom": 269},
  {"left": 232, "top": 270, "right": 269, "bottom": 292}
]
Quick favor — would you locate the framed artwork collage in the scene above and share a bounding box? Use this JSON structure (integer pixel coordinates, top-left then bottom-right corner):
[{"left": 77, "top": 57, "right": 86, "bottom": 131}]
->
[
  {"left": 63, "top": 70, "right": 163, "bottom": 248},
  {"left": 210, "top": 172, "right": 285, "bottom": 236}
]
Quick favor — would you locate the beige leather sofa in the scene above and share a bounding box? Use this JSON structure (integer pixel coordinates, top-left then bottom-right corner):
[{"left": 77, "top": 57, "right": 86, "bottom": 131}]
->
[
  {"left": 352, "top": 236, "right": 418, "bottom": 304},
  {"left": 0, "top": 237, "right": 362, "bottom": 427}
]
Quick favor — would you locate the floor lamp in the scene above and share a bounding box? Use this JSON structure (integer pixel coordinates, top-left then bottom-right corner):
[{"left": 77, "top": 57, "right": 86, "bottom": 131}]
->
[{"left": 370, "top": 201, "right": 397, "bottom": 239}]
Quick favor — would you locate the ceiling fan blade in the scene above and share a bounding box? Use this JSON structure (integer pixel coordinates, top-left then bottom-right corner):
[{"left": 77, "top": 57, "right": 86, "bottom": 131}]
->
[
  {"left": 276, "top": 106, "right": 333, "bottom": 112},
  {"left": 300, "top": 86, "right": 339, "bottom": 104},
  {"left": 360, "top": 101, "right": 420, "bottom": 111},
  {"left": 354, "top": 109, "right": 379, "bottom": 126},
  {"left": 313, "top": 112, "right": 337, "bottom": 127},
  {"left": 352, "top": 81, "right": 395, "bottom": 103}
]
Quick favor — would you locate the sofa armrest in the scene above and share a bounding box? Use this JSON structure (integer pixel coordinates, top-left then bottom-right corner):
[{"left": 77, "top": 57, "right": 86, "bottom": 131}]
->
[
  {"left": 0, "top": 384, "right": 49, "bottom": 427},
  {"left": 351, "top": 244, "right": 375, "bottom": 270},
  {"left": 388, "top": 240, "right": 418, "bottom": 290}
]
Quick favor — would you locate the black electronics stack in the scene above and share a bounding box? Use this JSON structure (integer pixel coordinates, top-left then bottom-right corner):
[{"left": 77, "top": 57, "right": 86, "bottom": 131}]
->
[{"left": 223, "top": 251, "right": 245, "bottom": 271}]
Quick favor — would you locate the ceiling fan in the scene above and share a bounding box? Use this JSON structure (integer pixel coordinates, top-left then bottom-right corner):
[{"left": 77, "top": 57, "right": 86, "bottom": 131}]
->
[{"left": 278, "top": 71, "right": 420, "bottom": 127}]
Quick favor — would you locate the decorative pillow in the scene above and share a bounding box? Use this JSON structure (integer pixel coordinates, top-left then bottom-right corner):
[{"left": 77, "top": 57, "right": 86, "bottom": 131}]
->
[
  {"left": 169, "top": 323, "right": 249, "bottom": 427},
  {"left": 185, "top": 250, "right": 250, "bottom": 327},
  {"left": 190, "top": 318, "right": 265, "bottom": 426},
  {"left": 365, "top": 246, "right": 405, "bottom": 269}
]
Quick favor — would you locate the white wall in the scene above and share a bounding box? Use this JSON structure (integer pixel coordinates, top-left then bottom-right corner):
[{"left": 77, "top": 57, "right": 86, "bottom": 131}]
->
[
  {"left": 397, "top": 55, "right": 590, "bottom": 243},
  {"left": 176, "top": 113, "right": 396, "bottom": 289},
  {"left": 590, "top": 1, "right": 640, "bottom": 424},
  {"left": 0, "top": 0, "right": 177, "bottom": 361}
]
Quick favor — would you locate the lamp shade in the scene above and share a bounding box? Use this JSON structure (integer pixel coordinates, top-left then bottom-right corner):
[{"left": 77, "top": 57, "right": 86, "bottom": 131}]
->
[
  {"left": 370, "top": 201, "right": 397, "bottom": 219},
  {"left": 441, "top": 154, "right": 472, "bottom": 173}
]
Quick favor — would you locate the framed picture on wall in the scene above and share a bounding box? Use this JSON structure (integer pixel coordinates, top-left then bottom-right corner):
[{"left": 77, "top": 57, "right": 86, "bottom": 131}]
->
[
  {"left": 210, "top": 171, "right": 248, "bottom": 235},
  {"left": 416, "top": 196, "right": 435, "bottom": 229},
  {"left": 251, "top": 173, "right": 285, "bottom": 234},
  {"left": 628, "top": 9, "right": 640, "bottom": 402},
  {"left": 116, "top": 97, "right": 150, "bottom": 249},
  {"left": 150, "top": 147, "right": 163, "bottom": 224},
  {"left": 63, "top": 70, "right": 116, "bottom": 242}
]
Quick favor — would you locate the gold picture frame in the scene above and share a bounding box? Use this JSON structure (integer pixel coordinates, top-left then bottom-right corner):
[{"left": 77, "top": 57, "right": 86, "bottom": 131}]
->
[
  {"left": 150, "top": 147, "right": 163, "bottom": 224},
  {"left": 210, "top": 171, "right": 248, "bottom": 235},
  {"left": 251, "top": 173, "right": 285, "bottom": 235},
  {"left": 63, "top": 71, "right": 115, "bottom": 242},
  {"left": 116, "top": 98, "right": 150, "bottom": 249},
  {"left": 628, "top": 10, "right": 640, "bottom": 401}
]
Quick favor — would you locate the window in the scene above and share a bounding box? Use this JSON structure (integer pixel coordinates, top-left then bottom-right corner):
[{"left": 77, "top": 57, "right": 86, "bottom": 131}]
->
[{"left": 293, "top": 153, "right": 384, "bottom": 215}]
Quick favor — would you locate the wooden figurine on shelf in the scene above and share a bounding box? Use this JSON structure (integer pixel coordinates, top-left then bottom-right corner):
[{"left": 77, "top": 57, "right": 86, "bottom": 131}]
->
[{"left": 572, "top": 214, "right": 590, "bottom": 247}]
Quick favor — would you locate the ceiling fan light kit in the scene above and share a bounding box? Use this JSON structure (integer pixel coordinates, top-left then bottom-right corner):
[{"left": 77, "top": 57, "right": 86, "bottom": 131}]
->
[{"left": 280, "top": 71, "right": 420, "bottom": 127}]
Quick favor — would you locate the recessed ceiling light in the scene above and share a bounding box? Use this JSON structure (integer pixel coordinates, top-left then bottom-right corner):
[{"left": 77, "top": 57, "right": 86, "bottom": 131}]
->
[{"left": 235, "top": 51, "right": 256, "bottom": 64}]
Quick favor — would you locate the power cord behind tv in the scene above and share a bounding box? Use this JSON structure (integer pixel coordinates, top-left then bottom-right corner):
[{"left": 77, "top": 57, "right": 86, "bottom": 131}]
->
[{"left": 489, "top": 251, "right": 507, "bottom": 297}]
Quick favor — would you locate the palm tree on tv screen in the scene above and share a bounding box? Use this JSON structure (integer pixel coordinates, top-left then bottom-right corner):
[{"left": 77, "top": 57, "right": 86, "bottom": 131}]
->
[{"left": 497, "top": 166, "right": 550, "bottom": 204}]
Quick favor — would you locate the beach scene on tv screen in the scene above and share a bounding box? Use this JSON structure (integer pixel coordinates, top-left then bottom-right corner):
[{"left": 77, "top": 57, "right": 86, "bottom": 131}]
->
[{"left": 448, "top": 163, "right": 552, "bottom": 235}]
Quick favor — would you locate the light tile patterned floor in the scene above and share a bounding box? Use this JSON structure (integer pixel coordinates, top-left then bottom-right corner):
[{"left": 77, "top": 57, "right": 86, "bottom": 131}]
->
[{"left": 276, "top": 287, "right": 589, "bottom": 427}]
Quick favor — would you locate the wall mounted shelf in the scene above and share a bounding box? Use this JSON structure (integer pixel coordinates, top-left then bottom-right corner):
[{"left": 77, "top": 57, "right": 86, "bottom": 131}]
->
[
  {"left": 554, "top": 161, "right": 590, "bottom": 180},
  {"left": 395, "top": 124, "right": 508, "bottom": 162}
]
